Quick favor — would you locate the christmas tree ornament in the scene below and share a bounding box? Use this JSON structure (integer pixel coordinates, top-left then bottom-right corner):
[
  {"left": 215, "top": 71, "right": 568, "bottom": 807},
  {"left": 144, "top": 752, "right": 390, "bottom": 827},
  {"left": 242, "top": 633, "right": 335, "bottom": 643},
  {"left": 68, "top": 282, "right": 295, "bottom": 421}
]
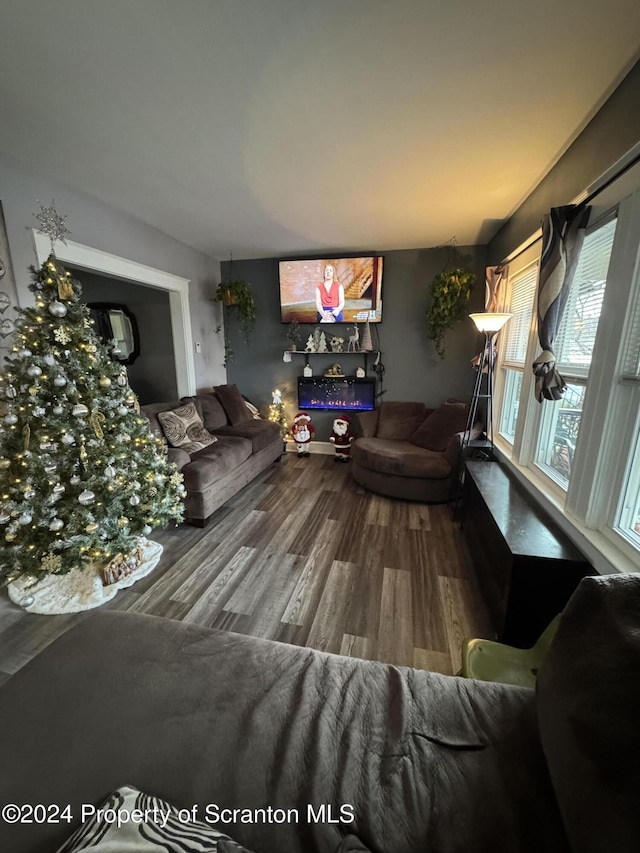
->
[
  {"left": 72, "top": 403, "right": 89, "bottom": 417},
  {"left": 48, "top": 301, "right": 67, "bottom": 318},
  {"left": 5, "top": 531, "right": 16, "bottom": 541},
  {"left": 116, "top": 374, "right": 127, "bottom": 386},
  {"left": 5, "top": 385, "right": 17, "bottom": 398},
  {"left": 117, "top": 517, "right": 129, "bottom": 527},
  {"left": 104, "top": 465, "right": 116, "bottom": 478},
  {"left": 70, "top": 475, "right": 81, "bottom": 485},
  {"left": 117, "top": 405, "right": 128, "bottom": 415},
  {"left": 85, "top": 522, "right": 98, "bottom": 534},
  {"left": 49, "top": 518, "right": 64, "bottom": 531},
  {"left": 43, "top": 354, "right": 56, "bottom": 366},
  {"left": 142, "top": 525, "right": 152, "bottom": 536},
  {"left": 60, "top": 433, "right": 75, "bottom": 446},
  {"left": 23, "top": 488, "right": 36, "bottom": 500},
  {"left": 27, "top": 365, "right": 42, "bottom": 377},
  {"left": 0, "top": 458, "right": 10, "bottom": 468},
  {"left": 18, "top": 513, "right": 32, "bottom": 525},
  {"left": 33, "top": 407, "right": 46, "bottom": 417},
  {"left": 78, "top": 490, "right": 95, "bottom": 505},
  {"left": 52, "top": 405, "right": 64, "bottom": 415},
  {"left": 34, "top": 200, "right": 71, "bottom": 248},
  {"left": 99, "top": 376, "right": 111, "bottom": 388},
  {"left": 44, "top": 463, "right": 57, "bottom": 474},
  {"left": 129, "top": 494, "right": 141, "bottom": 506},
  {"left": 0, "top": 514, "right": 10, "bottom": 524},
  {"left": 53, "top": 376, "right": 67, "bottom": 387},
  {"left": 52, "top": 483, "right": 65, "bottom": 495},
  {"left": 17, "top": 348, "right": 32, "bottom": 358},
  {"left": 21, "top": 595, "right": 35, "bottom": 607}
]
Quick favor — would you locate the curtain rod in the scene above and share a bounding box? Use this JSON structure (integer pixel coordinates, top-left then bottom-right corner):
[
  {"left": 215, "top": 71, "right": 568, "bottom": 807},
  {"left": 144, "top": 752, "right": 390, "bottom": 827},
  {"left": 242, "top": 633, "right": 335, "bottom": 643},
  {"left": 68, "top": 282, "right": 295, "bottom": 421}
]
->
[{"left": 502, "top": 144, "right": 640, "bottom": 267}]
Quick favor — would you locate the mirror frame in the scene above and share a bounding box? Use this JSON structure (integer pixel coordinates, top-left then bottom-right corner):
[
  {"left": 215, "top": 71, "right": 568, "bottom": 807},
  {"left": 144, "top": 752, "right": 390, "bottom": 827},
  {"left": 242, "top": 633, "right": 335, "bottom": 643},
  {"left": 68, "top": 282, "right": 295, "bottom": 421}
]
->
[{"left": 87, "top": 302, "right": 140, "bottom": 366}]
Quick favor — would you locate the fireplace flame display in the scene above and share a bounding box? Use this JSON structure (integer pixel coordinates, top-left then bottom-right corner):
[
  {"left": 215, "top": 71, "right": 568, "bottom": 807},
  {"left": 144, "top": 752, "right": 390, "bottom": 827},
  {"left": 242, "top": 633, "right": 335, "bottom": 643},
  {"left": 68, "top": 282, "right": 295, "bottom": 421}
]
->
[{"left": 298, "top": 378, "right": 375, "bottom": 411}]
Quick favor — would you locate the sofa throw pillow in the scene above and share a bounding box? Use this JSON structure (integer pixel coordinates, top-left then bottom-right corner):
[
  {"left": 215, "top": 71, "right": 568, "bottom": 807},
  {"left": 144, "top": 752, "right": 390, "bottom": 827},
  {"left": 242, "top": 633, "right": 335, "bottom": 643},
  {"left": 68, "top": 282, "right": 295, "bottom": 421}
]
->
[
  {"left": 56, "top": 784, "right": 256, "bottom": 852},
  {"left": 410, "top": 402, "right": 468, "bottom": 451},
  {"left": 157, "top": 402, "right": 217, "bottom": 454},
  {"left": 214, "top": 384, "right": 252, "bottom": 426}
]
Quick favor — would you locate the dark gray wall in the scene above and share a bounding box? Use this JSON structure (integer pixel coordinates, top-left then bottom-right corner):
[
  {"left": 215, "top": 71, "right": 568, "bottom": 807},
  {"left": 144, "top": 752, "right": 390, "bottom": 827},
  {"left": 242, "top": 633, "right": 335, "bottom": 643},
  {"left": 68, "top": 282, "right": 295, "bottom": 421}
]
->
[
  {"left": 73, "top": 269, "right": 177, "bottom": 405},
  {"left": 488, "top": 60, "right": 640, "bottom": 264},
  {"left": 224, "top": 246, "right": 486, "bottom": 441}
]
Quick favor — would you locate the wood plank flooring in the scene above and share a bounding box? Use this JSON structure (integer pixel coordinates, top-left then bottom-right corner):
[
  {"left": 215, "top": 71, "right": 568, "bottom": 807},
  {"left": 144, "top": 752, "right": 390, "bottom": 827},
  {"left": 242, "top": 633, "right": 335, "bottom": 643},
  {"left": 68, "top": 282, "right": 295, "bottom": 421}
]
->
[{"left": 0, "top": 454, "right": 494, "bottom": 682}]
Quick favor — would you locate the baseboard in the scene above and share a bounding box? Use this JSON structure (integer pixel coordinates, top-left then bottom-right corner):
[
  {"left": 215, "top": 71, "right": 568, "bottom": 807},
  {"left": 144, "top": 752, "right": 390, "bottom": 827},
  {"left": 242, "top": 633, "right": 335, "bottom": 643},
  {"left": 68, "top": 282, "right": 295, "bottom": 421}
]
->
[{"left": 285, "top": 440, "right": 334, "bottom": 456}]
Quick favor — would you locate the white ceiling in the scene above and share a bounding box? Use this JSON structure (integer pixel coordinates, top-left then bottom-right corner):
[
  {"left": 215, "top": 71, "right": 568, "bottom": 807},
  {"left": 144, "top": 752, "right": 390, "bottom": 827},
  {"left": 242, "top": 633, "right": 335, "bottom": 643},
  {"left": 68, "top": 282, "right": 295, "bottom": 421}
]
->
[{"left": 1, "top": 1, "right": 639, "bottom": 260}]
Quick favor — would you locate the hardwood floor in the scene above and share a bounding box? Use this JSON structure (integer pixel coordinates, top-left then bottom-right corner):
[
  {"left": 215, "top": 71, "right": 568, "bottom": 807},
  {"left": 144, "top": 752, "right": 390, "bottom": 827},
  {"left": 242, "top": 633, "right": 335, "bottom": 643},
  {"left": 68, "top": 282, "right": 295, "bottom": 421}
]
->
[{"left": 0, "top": 453, "right": 494, "bottom": 682}]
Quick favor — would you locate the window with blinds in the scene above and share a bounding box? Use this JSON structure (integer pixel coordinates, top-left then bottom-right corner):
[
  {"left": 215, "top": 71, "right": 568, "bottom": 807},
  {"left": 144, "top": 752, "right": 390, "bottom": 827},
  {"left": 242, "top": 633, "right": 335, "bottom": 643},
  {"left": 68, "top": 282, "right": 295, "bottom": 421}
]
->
[
  {"left": 502, "top": 263, "right": 537, "bottom": 367},
  {"left": 621, "top": 280, "right": 640, "bottom": 380},
  {"left": 554, "top": 217, "right": 617, "bottom": 373}
]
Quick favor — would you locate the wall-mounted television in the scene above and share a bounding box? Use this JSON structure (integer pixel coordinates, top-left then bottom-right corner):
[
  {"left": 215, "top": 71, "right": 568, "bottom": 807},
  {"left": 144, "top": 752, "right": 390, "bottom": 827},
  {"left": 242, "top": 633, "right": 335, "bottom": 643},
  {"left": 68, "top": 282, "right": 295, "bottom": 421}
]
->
[
  {"left": 280, "top": 256, "right": 383, "bottom": 324},
  {"left": 298, "top": 377, "right": 376, "bottom": 411}
]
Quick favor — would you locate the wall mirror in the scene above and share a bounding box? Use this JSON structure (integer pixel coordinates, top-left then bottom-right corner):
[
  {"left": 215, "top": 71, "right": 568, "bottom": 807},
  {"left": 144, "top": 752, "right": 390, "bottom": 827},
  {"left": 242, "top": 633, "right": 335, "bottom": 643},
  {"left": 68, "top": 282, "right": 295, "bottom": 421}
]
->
[{"left": 87, "top": 302, "right": 140, "bottom": 365}]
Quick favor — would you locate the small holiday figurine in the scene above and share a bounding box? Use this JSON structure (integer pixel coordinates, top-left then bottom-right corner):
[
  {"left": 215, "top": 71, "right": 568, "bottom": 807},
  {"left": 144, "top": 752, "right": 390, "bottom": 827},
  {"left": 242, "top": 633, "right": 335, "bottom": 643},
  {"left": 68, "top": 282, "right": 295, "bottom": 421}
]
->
[
  {"left": 291, "top": 411, "right": 314, "bottom": 457},
  {"left": 330, "top": 414, "right": 353, "bottom": 462}
]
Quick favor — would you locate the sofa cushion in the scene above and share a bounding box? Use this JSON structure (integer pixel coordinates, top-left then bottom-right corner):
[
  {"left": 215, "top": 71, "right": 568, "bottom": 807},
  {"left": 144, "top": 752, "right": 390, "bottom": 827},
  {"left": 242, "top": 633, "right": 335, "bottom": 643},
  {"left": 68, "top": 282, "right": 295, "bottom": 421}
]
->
[
  {"left": 352, "top": 438, "right": 452, "bottom": 479},
  {"left": 57, "top": 783, "right": 256, "bottom": 852},
  {"left": 411, "top": 401, "right": 469, "bottom": 451},
  {"left": 537, "top": 574, "right": 640, "bottom": 853},
  {"left": 214, "top": 384, "right": 252, "bottom": 426},
  {"left": 213, "top": 419, "right": 281, "bottom": 453},
  {"left": 157, "top": 402, "right": 217, "bottom": 455},
  {"left": 376, "top": 401, "right": 427, "bottom": 440},
  {"left": 181, "top": 436, "right": 252, "bottom": 492},
  {"left": 141, "top": 400, "right": 183, "bottom": 443},
  {"left": 182, "top": 392, "right": 229, "bottom": 430}
]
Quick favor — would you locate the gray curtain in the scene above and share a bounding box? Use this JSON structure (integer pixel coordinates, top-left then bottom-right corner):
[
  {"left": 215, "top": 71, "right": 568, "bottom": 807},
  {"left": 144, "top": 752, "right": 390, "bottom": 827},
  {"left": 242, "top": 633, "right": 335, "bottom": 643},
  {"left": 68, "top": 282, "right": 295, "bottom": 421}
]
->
[
  {"left": 532, "top": 205, "right": 590, "bottom": 402},
  {"left": 471, "top": 264, "right": 509, "bottom": 370}
]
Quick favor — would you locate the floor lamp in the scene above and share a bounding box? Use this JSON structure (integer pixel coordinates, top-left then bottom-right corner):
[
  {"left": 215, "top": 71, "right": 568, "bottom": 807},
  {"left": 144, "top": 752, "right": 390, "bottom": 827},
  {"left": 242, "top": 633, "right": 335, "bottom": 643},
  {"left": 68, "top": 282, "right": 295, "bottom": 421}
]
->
[{"left": 467, "top": 312, "right": 512, "bottom": 458}]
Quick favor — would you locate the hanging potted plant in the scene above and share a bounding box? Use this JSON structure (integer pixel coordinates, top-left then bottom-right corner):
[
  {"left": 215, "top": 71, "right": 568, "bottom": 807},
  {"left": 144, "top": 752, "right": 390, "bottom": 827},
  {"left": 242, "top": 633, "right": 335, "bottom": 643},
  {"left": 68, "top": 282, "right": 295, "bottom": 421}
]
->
[
  {"left": 426, "top": 262, "right": 475, "bottom": 359},
  {"left": 212, "top": 278, "right": 257, "bottom": 365}
]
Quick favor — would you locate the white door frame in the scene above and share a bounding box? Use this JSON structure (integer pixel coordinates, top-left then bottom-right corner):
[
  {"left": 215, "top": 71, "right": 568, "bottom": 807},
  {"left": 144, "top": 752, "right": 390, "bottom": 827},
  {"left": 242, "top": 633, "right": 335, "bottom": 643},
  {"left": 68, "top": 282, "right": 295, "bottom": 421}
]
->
[{"left": 32, "top": 232, "right": 196, "bottom": 397}]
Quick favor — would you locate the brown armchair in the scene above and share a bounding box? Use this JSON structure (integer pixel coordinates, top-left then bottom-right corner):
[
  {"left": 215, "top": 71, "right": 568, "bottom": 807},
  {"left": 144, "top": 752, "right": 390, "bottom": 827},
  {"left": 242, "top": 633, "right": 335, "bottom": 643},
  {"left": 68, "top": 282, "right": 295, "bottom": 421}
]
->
[{"left": 351, "top": 400, "right": 478, "bottom": 502}]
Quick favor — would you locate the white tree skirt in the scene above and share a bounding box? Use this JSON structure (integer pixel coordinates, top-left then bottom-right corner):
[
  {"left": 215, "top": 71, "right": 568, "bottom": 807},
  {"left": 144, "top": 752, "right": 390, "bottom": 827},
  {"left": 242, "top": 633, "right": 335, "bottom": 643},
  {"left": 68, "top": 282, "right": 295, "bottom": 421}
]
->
[{"left": 7, "top": 538, "right": 163, "bottom": 615}]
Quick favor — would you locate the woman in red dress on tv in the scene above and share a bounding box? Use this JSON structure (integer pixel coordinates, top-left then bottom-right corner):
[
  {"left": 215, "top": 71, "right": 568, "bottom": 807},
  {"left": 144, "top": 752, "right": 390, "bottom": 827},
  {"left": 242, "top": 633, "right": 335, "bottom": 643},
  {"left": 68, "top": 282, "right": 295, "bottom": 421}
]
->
[{"left": 315, "top": 264, "right": 345, "bottom": 322}]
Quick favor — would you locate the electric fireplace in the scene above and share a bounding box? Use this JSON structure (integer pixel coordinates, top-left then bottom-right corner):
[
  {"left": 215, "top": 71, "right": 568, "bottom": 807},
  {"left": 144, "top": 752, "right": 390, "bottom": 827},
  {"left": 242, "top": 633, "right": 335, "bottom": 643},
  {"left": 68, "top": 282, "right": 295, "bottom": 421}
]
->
[{"left": 297, "top": 377, "right": 376, "bottom": 411}]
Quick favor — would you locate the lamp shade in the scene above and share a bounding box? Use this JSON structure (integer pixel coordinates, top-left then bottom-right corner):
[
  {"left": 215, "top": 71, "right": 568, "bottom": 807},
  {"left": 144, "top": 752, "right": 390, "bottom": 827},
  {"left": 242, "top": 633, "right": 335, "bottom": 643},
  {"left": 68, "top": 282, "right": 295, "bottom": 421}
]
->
[{"left": 469, "top": 312, "right": 512, "bottom": 333}]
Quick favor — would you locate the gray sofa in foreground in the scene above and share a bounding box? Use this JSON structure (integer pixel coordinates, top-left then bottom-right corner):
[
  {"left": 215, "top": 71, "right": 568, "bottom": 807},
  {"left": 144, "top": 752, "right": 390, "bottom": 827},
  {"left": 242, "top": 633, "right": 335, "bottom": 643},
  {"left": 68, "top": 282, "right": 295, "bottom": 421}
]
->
[
  {"left": 142, "top": 386, "right": 282, "bottom": 525},
  {"left": 0, "top": 574, "right": 637, "bottom": 852}
]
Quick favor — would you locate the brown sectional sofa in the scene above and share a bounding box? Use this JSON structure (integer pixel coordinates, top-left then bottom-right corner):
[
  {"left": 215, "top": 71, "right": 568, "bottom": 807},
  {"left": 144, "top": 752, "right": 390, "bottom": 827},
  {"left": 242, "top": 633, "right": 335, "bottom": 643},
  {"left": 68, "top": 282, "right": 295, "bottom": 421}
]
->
[
  {"left": 142, "top": 387, "right": 282, "bottom": 525},
  {"left": 352, "top": 400, "right": 475, "bottom": 503}
]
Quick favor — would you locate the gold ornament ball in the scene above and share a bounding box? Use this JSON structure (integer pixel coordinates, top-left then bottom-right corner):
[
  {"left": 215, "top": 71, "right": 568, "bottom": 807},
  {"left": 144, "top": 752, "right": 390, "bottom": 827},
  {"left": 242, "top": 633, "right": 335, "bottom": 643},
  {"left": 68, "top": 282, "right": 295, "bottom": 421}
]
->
[
  {"left": 5, "top": 531, "right": 16, "bottom": 541},
  {"left": 117, "top": 517, "right": 129, "bottom": 528},
  {"left": 85, "top": 522, "right": 98, "bottom": 534},
  {"left": 99, "top": 376, "right": 112, "bottom": 388}
]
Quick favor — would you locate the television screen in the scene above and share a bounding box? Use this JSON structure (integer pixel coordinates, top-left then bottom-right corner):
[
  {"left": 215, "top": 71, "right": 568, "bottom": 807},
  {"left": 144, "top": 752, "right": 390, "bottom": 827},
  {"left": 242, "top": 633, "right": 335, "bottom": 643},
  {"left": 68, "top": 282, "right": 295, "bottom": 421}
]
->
[
  {"left": 298, "top": 377, "right": 376, "bottom": 411},
  {"left": 280, "top": 257, "right": 383, "bottom": 324}
]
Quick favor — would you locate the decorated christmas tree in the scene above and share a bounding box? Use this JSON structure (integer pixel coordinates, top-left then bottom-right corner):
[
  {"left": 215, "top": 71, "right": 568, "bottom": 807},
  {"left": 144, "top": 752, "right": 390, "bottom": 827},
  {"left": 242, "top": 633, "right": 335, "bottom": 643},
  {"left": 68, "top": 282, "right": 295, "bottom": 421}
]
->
[{"left": 0, "top": 205, "right": 184, "bottom": 585}]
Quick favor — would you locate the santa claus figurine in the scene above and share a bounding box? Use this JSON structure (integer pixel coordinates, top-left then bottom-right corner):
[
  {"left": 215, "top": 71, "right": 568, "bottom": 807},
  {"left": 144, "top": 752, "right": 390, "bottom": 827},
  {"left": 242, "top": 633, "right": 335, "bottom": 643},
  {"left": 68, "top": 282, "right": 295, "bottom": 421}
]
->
[
  {"left": 330, "top": 414, "right": 353, "bottom": 462},
  {"left": 291, "top": 411, "right": 314, "bottom": 457}
]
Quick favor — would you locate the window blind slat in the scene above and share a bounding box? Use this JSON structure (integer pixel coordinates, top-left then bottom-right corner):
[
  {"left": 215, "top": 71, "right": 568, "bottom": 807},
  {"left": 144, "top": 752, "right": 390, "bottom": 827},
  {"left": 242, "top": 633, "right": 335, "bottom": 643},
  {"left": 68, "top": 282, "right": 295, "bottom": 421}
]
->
[
  {"left": 554, "top": 218, "right": 616, "bottom": 371},
  {"left": 503, "top": 264, "right": 537, "bottom": 365}
]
